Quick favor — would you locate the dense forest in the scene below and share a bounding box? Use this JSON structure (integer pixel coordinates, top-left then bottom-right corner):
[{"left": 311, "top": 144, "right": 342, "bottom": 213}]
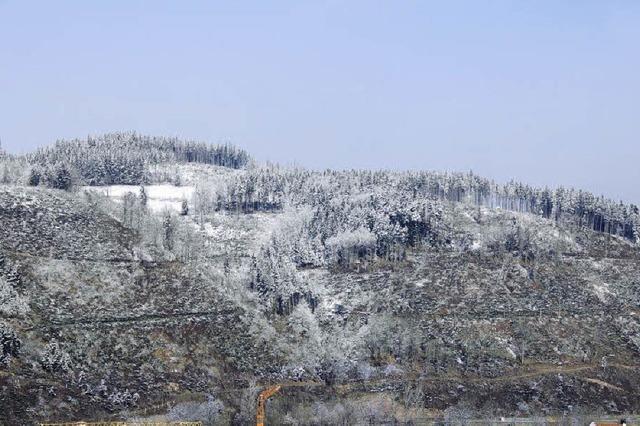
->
[
  {"left": 211, "top": 167, "right": 640, "bottom": 243},
  {"left": 2, "top": 132, "right": 251, "bottom": 188},
  {"left": 189, "top": 166, "right": 639, "bottom": 315}
]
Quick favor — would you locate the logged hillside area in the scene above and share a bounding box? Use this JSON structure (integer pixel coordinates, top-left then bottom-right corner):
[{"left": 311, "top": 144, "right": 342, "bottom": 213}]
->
[
  {"left": 0, "top": 188, "right": 135, "bottom": 260},
  {"left": 1, "top": 137, "right": 640, "bottom": 424},
  {"left": 1, "top": 186, "right": 282, "bottom": 424}
]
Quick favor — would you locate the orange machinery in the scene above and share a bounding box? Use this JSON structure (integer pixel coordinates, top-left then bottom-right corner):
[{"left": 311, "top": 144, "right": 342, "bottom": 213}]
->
[{"left": 255, "top": 385, "right": 282, "bottom": 426}]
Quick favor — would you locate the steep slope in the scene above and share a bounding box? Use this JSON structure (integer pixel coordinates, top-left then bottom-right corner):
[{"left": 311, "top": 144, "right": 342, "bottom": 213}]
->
[{"left": 0, "top": 186, "right": 279, "bottom": 424}]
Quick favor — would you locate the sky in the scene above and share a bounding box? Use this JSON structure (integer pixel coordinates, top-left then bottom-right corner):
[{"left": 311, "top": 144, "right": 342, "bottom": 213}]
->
[{"left": 1, "top": 1, "right": 639, "bottom": 203}]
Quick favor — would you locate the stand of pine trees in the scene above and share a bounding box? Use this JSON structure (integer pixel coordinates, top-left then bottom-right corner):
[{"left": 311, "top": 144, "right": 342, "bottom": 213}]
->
[
  {"left": 216, "top": 168, "right": 639, "bottom": 245},
  {"left": 25, "top": 132, "right": 251, "bottom": 187}
]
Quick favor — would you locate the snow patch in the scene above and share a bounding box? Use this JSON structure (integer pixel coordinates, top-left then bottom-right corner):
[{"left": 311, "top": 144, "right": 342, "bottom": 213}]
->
[
  {"left": 83, "top": 185, "right": 194, "bottom": 213},
  {"left": 592, "top": 281, "right": 614, "bottom": 303}
]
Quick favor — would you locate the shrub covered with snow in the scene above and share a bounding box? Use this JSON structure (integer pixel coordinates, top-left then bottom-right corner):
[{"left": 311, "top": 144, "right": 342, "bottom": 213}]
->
[
  {"left": 40, "top": 340, "right": 72, "bottom": 373},
  {"left": 167, "top": 395, "right": 224, "bottom": 426}
]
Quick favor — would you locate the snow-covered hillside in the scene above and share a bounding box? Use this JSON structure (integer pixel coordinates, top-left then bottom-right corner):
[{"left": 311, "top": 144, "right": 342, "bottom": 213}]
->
[{"left": 2, "top": 135, "right": 640, "bottom": 424}]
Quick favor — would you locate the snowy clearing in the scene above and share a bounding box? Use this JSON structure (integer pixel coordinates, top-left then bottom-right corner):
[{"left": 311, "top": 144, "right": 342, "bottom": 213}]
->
[{"left": 83, "top": 185, "right": 195, "bottom": 213}]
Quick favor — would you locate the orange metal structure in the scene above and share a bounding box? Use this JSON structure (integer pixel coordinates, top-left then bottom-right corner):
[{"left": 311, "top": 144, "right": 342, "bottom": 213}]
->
[{"left": 255, "top": 385, "right": 282, "bottom": 426}]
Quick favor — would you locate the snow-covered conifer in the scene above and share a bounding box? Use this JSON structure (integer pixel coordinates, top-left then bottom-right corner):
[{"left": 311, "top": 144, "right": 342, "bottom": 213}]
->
[{"left": 40, "top": 340, "right": 71, "bottom": 372}]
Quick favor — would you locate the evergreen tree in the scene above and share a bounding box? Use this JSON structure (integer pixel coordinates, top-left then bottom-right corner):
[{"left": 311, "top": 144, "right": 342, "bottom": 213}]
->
[
  {"left": 139, "top": 186, "right": 148, "bottom": 209},
  {"left": 163, "top": 212, "right": 175, "bottom": 251},
  {"left": 27, "top": 166, "right": 42, "bottom": 186},
  {"left": 47, "top": 163, "right": 73, "bottom": 190}
]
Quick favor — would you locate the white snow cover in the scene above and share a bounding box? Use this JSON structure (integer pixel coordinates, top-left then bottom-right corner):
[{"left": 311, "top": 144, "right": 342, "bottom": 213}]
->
[{"left": 83, "top": 185, "right": 195, "bottom": 213}]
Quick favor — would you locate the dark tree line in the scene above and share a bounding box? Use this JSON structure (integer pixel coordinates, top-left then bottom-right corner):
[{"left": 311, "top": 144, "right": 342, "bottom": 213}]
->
[
  {"left": 400, "top": 172, "right": 639, "bottom": 242},
  {"left": 216, "top": 168, "right": 639, "bottom": 245},
  {"left": 214, "top": 169, "right": 286, "bottom": 212}
]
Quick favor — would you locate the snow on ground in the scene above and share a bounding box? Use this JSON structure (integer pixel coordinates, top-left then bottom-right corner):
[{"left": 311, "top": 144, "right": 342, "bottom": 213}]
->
[
  {"left": 591, "top": 281, "right": 614, "bottom": 303},
  {"left": 83, "top": 185, "right": 195, "bottom": 213},
  {"left": 414, "top": 278, "right": 431, "bottom": 288},
  {"left": 470, "top": 240, "right": 482, "bottom": 251},
  {"left": 197, "top": 211, "right": 284, "bottom": 253}
]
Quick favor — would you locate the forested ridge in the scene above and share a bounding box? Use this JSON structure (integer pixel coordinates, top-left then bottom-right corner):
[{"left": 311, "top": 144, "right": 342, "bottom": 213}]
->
[
  {"left": 213, "top": 166, "right": 640, "bottom": 243},
  {"left": 2, "top": 132, "right": 251, "bottom": 188},
  {"left": 1, "top": 134, "right": 638, "bottom": 253},
  {"left": 1, "top": 134, "right": 640, "bottom": 423}
]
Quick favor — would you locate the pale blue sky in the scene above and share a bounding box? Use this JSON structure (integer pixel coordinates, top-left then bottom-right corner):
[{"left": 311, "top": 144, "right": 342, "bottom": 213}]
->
[{"left": 1, "top": 1, "right": 639, "bottom": 202}]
